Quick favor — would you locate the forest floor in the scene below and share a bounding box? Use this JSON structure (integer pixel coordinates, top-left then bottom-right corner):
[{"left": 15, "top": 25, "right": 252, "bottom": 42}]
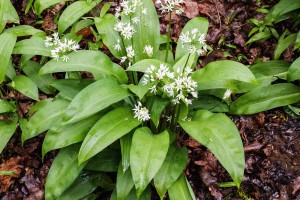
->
[{"left": 0, "top": 0, "right": 300, "bottom": 199}]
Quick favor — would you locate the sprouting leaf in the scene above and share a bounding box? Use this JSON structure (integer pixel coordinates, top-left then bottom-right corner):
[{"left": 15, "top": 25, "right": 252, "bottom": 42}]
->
[
  {"left": 175, "top": 17, "right": 209, "bottom": 61},
  {"left": 78, "top": 107, "right": 141, "bottom": 164},
  {"left": 274, "top": 32, "right": 297, "bottom": 60},
  {"left": 130, "top": 128, "right": 169, "bottom": 198},
  {"left": 287, "top": 57, "right": 300, "bottom": 81},
  {"left": 58, "top": 0, "right": 101, "bottom": 35},
  {"left": 0, "top": 32, "right": 16, "bottom": 83},
  {"left": 7, "top": 75, "right": 39, "bottom": 101},
  {"left": 42, "top": 114, "right": 100, "bottom": 156},
  {"left": 40, "top": 50, "right": 128, "bottom": 84},
  {"left": 192, "top": 60, "right": 258, "bottom": 91},
  {"left": 22, "top": 99, "right": 69, "bottom": 142},
  {"left": 168, "top": 174, "right": 196, "bottom": 200},
  {"left": 154, "top": 145, "right": 188, "bottom": 199},
  {"left": 0, "top": 99, "right": 16, "bottom": 113},
  {"left": 62, "top": 77, "right": 130, "bottom": 124},
  {"left": 230, "top": 83, "right": 300, "bottom": 115},
  {"left": 13, "top": 37, "right": 51, "bottom": 56},
  {"left": 179, "top": 110, "right": 245, "bottom": 187},
  {"left": 0, "top": 117, "right": 18, "bottom": 153},
  {"left": 45, "top": 144, "right": 87, "bottom": 200},
  {"left": 34, "top": 0, "right": 70, "bottom": 16}
]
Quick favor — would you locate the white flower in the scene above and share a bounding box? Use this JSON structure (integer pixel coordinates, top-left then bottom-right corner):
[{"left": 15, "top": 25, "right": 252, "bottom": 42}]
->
[
  {"left": 142, "top": 8, "right": 147, "bottom": 14},
  {"left": 120, "top": 56, "right": 127, "bottom": 63},
  {"left": 114, "top": 39, "right": 121, "bottom": 51},
  {"left": 133, "top": 101, "right": 150, "bottom": 121},
  {"left": 115, "top": 22, "right": 136, "bottom": 39},
  {"left": 157, "top": 0, "right": 184, "bottom": 13},
  {"left": 149, "top": 85, "right": 157, "bottom": 94},
  {"left": 175, "top": 7, "right": 184, "bottom": 15},
  {"left": 223, "top": 89, "right": 232, "bottom": 100},
  {"left": 114, "top": 22, "right": 124, "bottom": 32},
  {"left": 132, "top": 17, "right": 140, "bottom": 24},
  {"left": 61, "top": 55, "right": 69, "bottom": 62},
  {"left": 143, "top": 45, "right": 153, "bottom": 57},
  {"left": 179, "top": 29, "right": 207, "bottom": 55},
  {"left": 119, "top": 0, "right": 143, "bottom": 16},
  {"left": 126, "top": 45, "right": 135, "bottom": 59}
]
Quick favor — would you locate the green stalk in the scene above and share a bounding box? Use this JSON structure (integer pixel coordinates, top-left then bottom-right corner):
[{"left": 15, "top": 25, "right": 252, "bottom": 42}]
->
[
  {"left": 165, "top": 12, "right": 172, "bottom": 62},
  {"left": 170, "top": 104, "right": 180, "bottom": 132}
]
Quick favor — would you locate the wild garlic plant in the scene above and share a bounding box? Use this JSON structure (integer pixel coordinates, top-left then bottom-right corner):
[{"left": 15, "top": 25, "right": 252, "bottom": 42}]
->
[{"left": 0, "top": 0, "right": 297, "bottom": 199}]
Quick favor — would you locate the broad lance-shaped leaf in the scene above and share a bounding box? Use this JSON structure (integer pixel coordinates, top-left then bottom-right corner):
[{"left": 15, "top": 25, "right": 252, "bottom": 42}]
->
[
  {"left": 230, "top": 83, "right": 300, "bottom": 115},
  {"left": 130, "top": 128, "right": 169, "bottom": 198},
  {"left": 175, "top": 17, "right": 209, "bottom": 61},
  {"left": 45, "top": 144, "right": 87, "bottom": 200},
  {"left": 7, "top": 75, "right": 39, "bottom": 101},
  {"left": 39, "top": 50, "right": 128, "bottom": 84},
  {"left": 13, "top": 37, "right": 51, "bottom": 56},
  {"left": 147, "top": 96, "right": 169, "bottom": 128},
  {"left": 154, "top": 145, "right": 188, "bottom": 199},
  {"left": 0, "top": 0, "right": 19, "bottom": 25},
  {"left": 58, "top": 0, "right": 101, "bottom": 35},
  {"left": 34, "top": 0, "right": 70, "bottom": 16},
  {"left": 0, "top": 32, "right": 16, "bottom": 83},
  {"left": 0, "top": 99, "right": 16, "bottom": 113},
  {"left": 42, "top": 114, "right": 100, "bottom": 156},
  {"left": 0, "top": 117, "right": 18, "bottom": 153},
  {"left": 287, "top": 57, "right": 300, "bottom": 81},
  {"left": 192, "top": 60, "right": 258, "bottom": 91},
  {"left": 63, "top": 77, "right": 130, "bottom": 124},
  {"left": 120, "top": 133, "right": 133, "bottom": 172},
  {"left": 168, "top": 174, "right": 196, "bottom": 200},
  {"left": 95, "top": 14, "right": 125, "bottom": 59},
  {"left": 78, "top": 107, "right": 141, "bottom": 164},
  {"left": 22, "top": 99, "right": 69, "bottom": 142},
  {"left": 179, "top": 110, "right": 245, "bottom": 187},
  {"left": 4, "top": 25, "right": 44, "bottom": 37}
]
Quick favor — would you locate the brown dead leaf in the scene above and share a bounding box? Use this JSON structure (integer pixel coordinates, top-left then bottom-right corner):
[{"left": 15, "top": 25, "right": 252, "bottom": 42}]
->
[
  {"left": 76, "top": 27, "right": 93, "bottom": 39},
  {"left": 0, "top": 157, "right": 23, "bottom": 193},
  {"left": 183, "top": 0, "right": 199, "bottom": 19},
  {"left": 42, "top": 13, "right": 57, "bottom": 32},
  {"left": 183, "top": 138, "right": 201, "bottom": 148}
]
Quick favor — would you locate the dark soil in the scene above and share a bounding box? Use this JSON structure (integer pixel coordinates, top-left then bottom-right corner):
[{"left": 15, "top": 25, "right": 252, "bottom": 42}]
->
[{"left": 1, "top": 0, "right": 300, "bottom": 199}]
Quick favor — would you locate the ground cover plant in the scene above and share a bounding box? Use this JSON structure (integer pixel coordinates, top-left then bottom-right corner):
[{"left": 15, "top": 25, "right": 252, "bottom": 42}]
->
[{"left": 0, "top": 0, "right": 300, "bottom": 199}]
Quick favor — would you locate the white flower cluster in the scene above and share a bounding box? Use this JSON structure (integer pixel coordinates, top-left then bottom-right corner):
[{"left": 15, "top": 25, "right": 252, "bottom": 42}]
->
[
  {"left": 143, "top": 64, "right": 198, "bottom": 105},
  {"left": 115, "top": 0, "right": 146, "bottom": 18},
  {"left": 114, "top": 22, "right": 136, "bottom": 40},
  {"left": 119, "top": 45, "right": 136, "bottom": 63},
  {"left": 44, "top": 33, "right": 79, "bottom": 62},
  {"left": 179, "top": 28, "right": 207, "bottom": 55},
  {"left": 143, "top": 45, "right": 153, "bottom": 57},
  {"left": 156, "top": 0, "right": 184, "bottom": 14},
  {"left": 223, "top": 89, "right": 232, "bottom": 100},
  {"left": 133, "top": 101, "right": 151, "bottom": 121}
]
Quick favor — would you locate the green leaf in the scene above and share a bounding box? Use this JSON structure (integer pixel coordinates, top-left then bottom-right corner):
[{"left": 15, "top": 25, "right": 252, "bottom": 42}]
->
[
  {"left": 85, "top": 148, "right": 121, "bottom": 172},
  {"left": 4, "top": 25, "right": 44, "bottom": 37},
  {"left": 190, "top": 95, "right": 229, "bottom": 113},
  {"left": 74, "top": 19, "right": 94, "bottom": 33},
  {"left": 179, "top": 110, "right": 245, "bottom": 187},
  {"left": 250, "top": 60, "right": 290, "bottom": 86},
  {"left": 25, "top": 0, "right": 34, "bottom": 14},
  {"left": 50, "top": 79, "right": 94, "bottom": 99},
  {"left": 58, "top": 172, "right": 112, "bottom": 200},
  {"left": 13, "top": 37, "right": 51, "bottom": 56},
  {"left": 0, "top": 99, "right": 16, "bottom": 113},
  {"left": 7, "top": 75, "right": 39, "bottom": 101},
  {"left": 287, "top": 56, "right": 300, "bottom": 81},
  {"left": 100, "top": 3, "right": 111, "bottom": 18},
  {"left": 116, "top": 165, "right": 135, "bottom": 200},
  {"left": 265, "top": 0, "right": 300, "bottom": 23},
  {"left": 173, "top": 54, "right": 196, "bottom": 74},
  {"left": 130, "top": 128, "right": 169, "bottom": 198},
  {"left": 0, "top": 0, "right": 19, "bottom": 24},
  {"left": 246, "top": 30, "right": 272, "bottom": 44},
  {"left": 294, "top": 31, "right": 300, "bottom": 50},
  {"left": 0, "top": 117, "right": 17, "bottom": 153},
  {"left": 40, "top": 50, "right": 127, "bottom": 84},
  {"left": 147, "top": 96, "right": 169, "bottom": 128},
  {"left": 5, "top": 59, "right": 16, "bottom": 80},
  {"left": 230, "top": 83, "right": 300, "bottom": 115},
  {"left": 0, "top": 33, "right": 16, "bottom": 83},
  {"left": 22, "top": 99, "right": 69, "bottom": 142},
  {"left": 58, "top": 0, "right": 100, "bottom": 35},
  {"left": 192, "top": 60, "right": 258, "bottom": 91},
  {"left": 122, "top": 0, "right": 160, "bottom": 61},
  {"left": 34, "top": 0, "right": 70, "bottom": 16},
  {"left": 28, "top": 98, "right": 53, "bottom": 114},
  {"left": 63, "top": 78, "right": 130, "bottom": 124},
  {"left": 168, "top": 174, "right": 196, "bottom": 200},
  {"left": 45, "top": 144, "right": 87, "bottom": 200},
  {"left": 175, "top": 17, "right": 209, "bottom": 61},
  {"left": 22, "top": 60, "right": 56, "bottom": 94},
  {"left": 154, "top": 145, "right": 188, "bottom": 199},
  {"left": 79, "top": 106, "right": 141, "bottom": 163},
  {"left": 95, "top": 15, "right": 125, "bottom": 59},
  {"left": 274, "top": 33, "right": 297, "bottom": 60},
  {"left": 42, "top": 114, "right": 100, "bottom": 156},
  {"left": 120, "top": 133, "right": 132, "bottom": 172},
  {"left": 127, "top": 83, "right": 152, "bottom": 100}
]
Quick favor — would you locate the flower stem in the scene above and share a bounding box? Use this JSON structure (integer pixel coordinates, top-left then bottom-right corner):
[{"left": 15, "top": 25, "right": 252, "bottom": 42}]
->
[
  {"left": 170, "top": 104, "right": 180, "bottom": 132},
  {"left": 165, "top": 12, "right": 172, "bottom": 62}
]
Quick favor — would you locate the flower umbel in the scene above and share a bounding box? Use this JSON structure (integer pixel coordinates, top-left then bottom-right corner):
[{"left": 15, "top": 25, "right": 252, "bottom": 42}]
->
[
  {"left": 156, "top": 0, "right": 184, "bottom": 14},
  {"left": 223, "top": 89, "right": 232, "bottom": 100},
  {"left": 179, "top": 28, "right": 207, "bottom": 55},
  {"left": 133, "top": 101, "right": 151, "bottom": 121},
  {"left": 44, "top": 33, "right": 80, "bottom": 62}
]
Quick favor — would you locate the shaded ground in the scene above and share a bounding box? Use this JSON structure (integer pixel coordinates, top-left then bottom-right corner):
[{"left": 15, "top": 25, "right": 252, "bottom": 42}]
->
[{"left": 1, "top": 0, "right": 300, "bottom": 199}]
